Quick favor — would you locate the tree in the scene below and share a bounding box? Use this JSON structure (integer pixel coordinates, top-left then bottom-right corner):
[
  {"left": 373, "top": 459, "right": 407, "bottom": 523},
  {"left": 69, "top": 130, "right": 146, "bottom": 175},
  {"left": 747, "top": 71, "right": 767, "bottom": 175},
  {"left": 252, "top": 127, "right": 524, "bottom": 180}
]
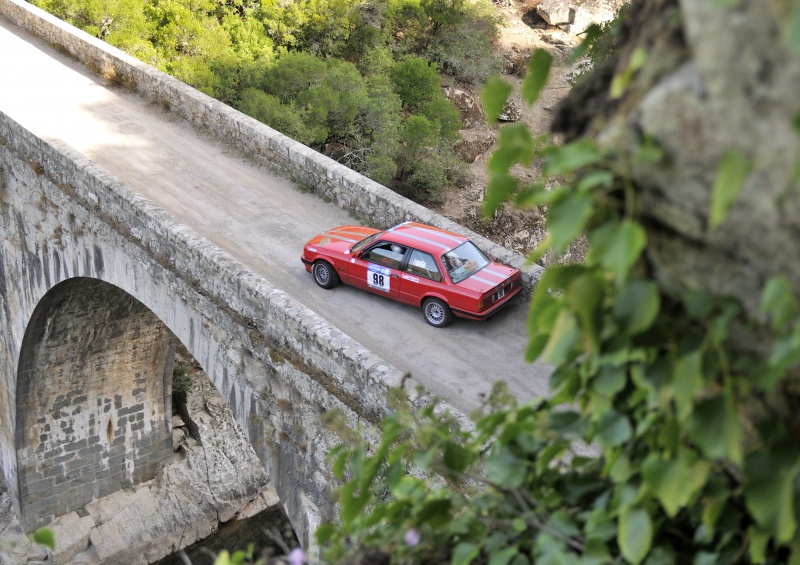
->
[{"left": 319, "top": 0, "right": 800, "bottom": 563}]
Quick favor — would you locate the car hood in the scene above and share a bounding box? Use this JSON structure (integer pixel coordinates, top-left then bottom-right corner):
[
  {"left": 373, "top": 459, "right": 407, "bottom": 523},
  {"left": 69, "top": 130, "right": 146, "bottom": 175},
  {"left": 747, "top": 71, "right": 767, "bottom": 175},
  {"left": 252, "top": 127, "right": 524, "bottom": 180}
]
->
[
  {"left": 458, "top": 263, "right": 519, "bottom": 293},
  {"left": 306, "top": 225, "right": 379, "bottom": 253}
]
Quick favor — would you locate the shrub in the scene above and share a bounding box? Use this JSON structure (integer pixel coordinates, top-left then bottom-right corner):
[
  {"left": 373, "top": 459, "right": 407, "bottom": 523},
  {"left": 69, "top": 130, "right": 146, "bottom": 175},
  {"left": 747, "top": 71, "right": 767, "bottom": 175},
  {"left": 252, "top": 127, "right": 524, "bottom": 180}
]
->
[{"left": 172, "top": 362, "right": 193, "bottom": 396}]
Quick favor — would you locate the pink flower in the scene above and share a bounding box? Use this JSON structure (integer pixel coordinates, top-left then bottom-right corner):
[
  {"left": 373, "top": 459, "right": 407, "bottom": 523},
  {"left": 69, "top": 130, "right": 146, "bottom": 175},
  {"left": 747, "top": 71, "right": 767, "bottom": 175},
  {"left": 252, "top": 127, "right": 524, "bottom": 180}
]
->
[
  {"left": 287, "top": 547, "right": 304, "bottom": 565},
  {"left": 405, "top": 528, "right": 421, "bottom": 547}
]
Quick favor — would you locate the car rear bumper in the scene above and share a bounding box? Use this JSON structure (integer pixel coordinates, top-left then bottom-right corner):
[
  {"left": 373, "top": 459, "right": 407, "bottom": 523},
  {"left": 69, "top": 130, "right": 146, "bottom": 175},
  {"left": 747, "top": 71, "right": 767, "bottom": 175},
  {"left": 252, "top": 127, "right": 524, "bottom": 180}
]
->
[{"left": 451, "top": 285, "right": 522, "bottom": 321}]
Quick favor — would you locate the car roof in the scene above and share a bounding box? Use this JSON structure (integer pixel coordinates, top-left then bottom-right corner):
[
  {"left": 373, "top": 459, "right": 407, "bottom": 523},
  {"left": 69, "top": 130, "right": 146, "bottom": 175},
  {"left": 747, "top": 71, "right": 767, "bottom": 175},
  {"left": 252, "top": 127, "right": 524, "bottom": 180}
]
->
[{"left": 382, "top": 222, "right": 468, "bottom": 254}]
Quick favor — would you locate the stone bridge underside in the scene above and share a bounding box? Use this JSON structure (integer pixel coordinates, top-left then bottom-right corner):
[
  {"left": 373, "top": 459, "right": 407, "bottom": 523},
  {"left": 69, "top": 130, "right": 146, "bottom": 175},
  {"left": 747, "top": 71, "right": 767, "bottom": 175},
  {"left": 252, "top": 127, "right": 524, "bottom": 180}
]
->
[
  {"left": 0, "top": 110, "right": 415, "bottom": 549},
  {"left": 16, "top": 278, "right": 174, "bottom": 532}
]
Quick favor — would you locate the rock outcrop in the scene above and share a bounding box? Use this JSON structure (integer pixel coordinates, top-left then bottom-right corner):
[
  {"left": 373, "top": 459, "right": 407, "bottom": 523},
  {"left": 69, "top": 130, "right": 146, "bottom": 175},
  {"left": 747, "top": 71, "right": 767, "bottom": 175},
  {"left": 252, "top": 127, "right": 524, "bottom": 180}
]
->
[
  {"left": 553, "top": 0, "right": 800, "bottom": 325},
  {"left": 0, "top": 370, "right": 282, "bottom": 565}
]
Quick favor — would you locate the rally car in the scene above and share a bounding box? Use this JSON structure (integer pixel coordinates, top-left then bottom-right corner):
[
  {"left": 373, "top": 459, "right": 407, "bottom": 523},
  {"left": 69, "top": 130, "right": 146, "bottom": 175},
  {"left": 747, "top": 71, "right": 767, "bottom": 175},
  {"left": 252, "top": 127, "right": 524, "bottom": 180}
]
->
[{"left": 301, "top": 221, "right": 521, "bottom": 327}]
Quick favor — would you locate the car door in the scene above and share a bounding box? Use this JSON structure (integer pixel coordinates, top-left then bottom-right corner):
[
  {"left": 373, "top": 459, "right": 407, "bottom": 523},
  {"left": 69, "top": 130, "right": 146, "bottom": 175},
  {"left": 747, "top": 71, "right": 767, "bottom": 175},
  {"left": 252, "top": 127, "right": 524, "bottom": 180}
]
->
[
  {"left": 398, "top": 249, "right": 445, "bottom": 305},
  {"left": 348, "top": 241, "right": 408, "bottom": 302}
]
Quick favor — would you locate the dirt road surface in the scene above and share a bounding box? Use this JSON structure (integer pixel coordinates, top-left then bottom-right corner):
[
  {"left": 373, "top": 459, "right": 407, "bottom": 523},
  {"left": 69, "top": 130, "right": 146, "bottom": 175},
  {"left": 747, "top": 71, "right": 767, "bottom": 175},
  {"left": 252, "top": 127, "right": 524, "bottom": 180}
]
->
[{"left": 0, "top": 16, "right": 553, "bottom": 414}]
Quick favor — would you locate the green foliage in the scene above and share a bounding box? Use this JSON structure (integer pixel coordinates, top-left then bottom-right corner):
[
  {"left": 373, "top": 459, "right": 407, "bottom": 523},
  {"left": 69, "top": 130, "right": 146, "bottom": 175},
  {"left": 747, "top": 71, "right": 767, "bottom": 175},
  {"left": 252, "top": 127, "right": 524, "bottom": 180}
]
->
[
  {"left": 318, "top": 27, "right": 800, "bottom": 565},
  {"left": 425, "top": 0, "right": 502, "bottom": 85},
  {"left": 391, "top": 57, "right": 443, "bottom": 113},
  {"left": 172, "top": 362, "right": 193, "bottom": 395},
  {"left": 709, "top": 150, "right": 751, "bottom": 230},
  {"left": 32, "top": 527, "right": 55, "bottom": 550},
  {"left": 36, "top": 0, "right": 490, "bottom": 207}
]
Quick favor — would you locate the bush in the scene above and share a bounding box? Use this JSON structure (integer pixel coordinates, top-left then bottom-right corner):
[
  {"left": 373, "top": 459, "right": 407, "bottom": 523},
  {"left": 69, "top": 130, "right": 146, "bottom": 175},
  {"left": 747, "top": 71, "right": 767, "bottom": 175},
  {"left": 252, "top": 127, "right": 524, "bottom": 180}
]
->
[
  {"left": 390, "top": 57, "right": 443, "bottom": 113},
  {"left": 172, "top": 362, "right": 193, "bottom": 396},
  {"left": 426, "top": 2, "right": 503, "bottom": 85},
  {"left": 235, "top": 88, "right": 325, "bottom": 146}
]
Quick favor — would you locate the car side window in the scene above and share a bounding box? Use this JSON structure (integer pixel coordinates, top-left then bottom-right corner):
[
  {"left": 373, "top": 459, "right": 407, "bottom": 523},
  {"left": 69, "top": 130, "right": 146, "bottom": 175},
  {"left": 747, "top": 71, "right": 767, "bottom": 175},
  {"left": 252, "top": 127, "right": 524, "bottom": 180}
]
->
[
  {"left": 363, "top": 242, "right": 406, "bottom": 270},
  {"left": 405, "top": 250, "right": 442, "bottom": 282}
]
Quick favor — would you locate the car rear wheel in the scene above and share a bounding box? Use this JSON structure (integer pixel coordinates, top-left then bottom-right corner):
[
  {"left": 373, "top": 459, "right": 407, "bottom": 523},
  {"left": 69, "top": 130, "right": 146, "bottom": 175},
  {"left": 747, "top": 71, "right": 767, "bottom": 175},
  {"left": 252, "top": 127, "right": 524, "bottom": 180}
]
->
[
  {"left": 312, "top": 260, "right": 339, "bottom": 289},
  {"left": 423, "top": 298, "right": 453, "bottom": 328}
]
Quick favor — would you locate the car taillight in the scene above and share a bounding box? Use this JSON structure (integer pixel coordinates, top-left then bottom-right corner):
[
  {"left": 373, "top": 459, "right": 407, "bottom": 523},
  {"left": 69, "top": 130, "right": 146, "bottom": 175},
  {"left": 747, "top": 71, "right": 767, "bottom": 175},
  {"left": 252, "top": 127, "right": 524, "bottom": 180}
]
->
[{"left": 477, "top": 299, "right": 485, "bottom": 310}]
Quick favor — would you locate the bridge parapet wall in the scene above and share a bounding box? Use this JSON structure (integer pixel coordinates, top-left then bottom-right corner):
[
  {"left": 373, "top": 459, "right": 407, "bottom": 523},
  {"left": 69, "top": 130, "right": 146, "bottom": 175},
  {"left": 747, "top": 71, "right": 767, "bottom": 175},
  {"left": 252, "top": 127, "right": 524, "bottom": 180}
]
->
[{"left": 0, "top": 0, "right": 543, "bottom": 293}]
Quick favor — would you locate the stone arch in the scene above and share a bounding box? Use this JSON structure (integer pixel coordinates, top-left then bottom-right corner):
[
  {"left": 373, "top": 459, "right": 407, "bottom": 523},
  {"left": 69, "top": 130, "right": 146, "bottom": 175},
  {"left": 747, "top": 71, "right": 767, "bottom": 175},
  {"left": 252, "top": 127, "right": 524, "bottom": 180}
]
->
[{"left": 15, "top": 277, "right": 175, "bottom": 532}]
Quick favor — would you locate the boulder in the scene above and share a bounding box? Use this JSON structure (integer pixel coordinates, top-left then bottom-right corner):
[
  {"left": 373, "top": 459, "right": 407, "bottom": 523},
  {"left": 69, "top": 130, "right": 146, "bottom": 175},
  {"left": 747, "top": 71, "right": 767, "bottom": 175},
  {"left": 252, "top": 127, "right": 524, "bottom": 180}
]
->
[
  {"left": 444, "top": 87, "right": 485, "bottom": 129},
  {"left": 453, "top": 130, "right": 496, "bottom": 163},
  {"left": 537, "top": 0, "right": 630, "bottom": 35}
]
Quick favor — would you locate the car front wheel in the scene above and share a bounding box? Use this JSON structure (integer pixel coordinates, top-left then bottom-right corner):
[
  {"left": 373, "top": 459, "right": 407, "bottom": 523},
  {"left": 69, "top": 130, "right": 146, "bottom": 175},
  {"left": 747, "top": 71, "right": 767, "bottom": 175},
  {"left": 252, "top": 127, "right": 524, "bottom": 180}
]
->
[
  {"left": 422, "top": 298, "right": 453, "bottom": 328},
  {"left": 312, "top": 260, "right": 340, "bottom": 289}
]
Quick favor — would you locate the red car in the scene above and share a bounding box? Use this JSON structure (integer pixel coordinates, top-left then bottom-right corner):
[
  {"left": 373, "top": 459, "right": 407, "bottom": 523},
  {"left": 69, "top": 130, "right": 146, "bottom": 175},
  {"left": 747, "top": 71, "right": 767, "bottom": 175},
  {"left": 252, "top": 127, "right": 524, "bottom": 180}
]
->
[{"left": 301, "top": 221, "right": 522, "bottom": 327}]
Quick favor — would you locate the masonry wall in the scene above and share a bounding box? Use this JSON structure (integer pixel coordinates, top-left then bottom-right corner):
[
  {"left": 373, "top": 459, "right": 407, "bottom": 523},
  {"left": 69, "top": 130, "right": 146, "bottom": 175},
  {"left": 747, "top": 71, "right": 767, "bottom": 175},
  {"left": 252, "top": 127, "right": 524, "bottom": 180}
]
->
[
  {"left": 0, "top": 0, "right": 543, "bottom": 293},
  {"left": 15, "top": 278, "right": 174, "bottom": 531}
]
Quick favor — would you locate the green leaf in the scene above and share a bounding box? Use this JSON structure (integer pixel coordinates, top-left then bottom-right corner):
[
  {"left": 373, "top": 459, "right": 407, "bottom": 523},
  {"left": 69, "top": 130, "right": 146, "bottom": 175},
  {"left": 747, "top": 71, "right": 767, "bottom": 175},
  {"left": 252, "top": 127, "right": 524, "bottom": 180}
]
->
[
  {"left": 575, "top": 170, "right": 614, "bottom": 194},
  {"left": 588, "top": 220, "right": 646, "bottom": 283},
  {"left": 593, "top": 366, "right": 627, "bottom": 397},
  {"left": 744, "top": 449, "right": 800, "bottom": 543},
  {"left": 488, "top": 124, "right": 535, "bottom": 174},
  {"left": 541, "top": 309, "right": 580, "bottom": 365},
  {"left": 453, "top": 542, "right": 480, "bottom": 565},
  {"left": 483, "top": 173, "right": 519, "bottom": 216},
  {"left": 618, "top": 506, "right": 653, "bottom": 564},
  {"left": 543, "top": 139, "right": 601, "bottom": 176},
  {"left": 709, "top": 150, "right": 751, "bottom": 229},
  {"left": 214, "top": 551, "right": 232, "bottom": 565},
  {"left": 683, "top": 290, "right": 713, "bottom": 319},
  {"left": 548, "top": 193, "right": 593, "bottom": 255},
  {"left": 550, "top": 410, "right": 588, "bottom": 437},
  {"left": 566, "top": 270, "right": 605, "bottom": 350},
  {"left": 613, "top": 279, "right": 660, "bottom": 336},
  {"left": 596, "top": 410, "right": 632, "bottom": 448},
  {"left": 610, "top": 47, "right": 647, "bottom": 99},
  {"left": 687, "top": 394, "right": 743, "bottom": 465},
  {"left": 522, "top": 49, "right": 553, "bottom": 105},
  {"left": 642, "top": 453, "right": 710, "bottom": 517},
  {"left": 482, "top": 76, "right": 513, "bottom": 124},
  {"left": 569, "top": 24, "right": 601, "bottom": 63},
  {"left": 486, "top": 444, "right": 527, "bottom": 488},
  {"left": 489, "top": 546, "right": 520, "bottom": 565},
  {"left": 315, "top": 523, "right": 336, "bottom": 545},
  {"left": 417, "top": 498, "right": 453, "bottom": 527},
  {"left": 391, "top": 475, "right": 425, "bottom": 500},
  {"left": 769, "top": 325, "right": 800, "bottom": 370},
  {"left": 443, "top": 441, "right": 473, "bottom": 475},
  {"left": 748, "top": 526, "right": 770, "bottom": 564},
  {"left": 672, "top": 350, "right": 703, "bottom": 421},
  {"left": 635, "top": 135, "right": 665, "bottom": 164},
  {"left": 32, "top": 527, "right": 55, "bottom": 550},
  {"left": 761, "top": 275, "right": 798, "bottom": 330},
  {"left": 340, "top": 480, "right": 371, "bottom": 523}
]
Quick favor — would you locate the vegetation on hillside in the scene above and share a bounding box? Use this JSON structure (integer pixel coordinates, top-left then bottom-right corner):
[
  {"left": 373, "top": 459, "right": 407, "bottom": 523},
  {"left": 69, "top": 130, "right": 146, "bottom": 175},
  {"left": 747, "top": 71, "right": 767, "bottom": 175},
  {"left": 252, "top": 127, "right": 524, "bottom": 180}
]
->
[{"left": 33, "top": 0, "right": 503, "bottom": 204}]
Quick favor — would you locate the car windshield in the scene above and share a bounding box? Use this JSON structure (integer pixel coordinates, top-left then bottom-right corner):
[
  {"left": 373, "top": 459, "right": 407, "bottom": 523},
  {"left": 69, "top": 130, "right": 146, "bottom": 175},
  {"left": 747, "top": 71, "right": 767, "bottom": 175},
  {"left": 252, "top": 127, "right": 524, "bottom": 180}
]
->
[
  {"left": 351, "top": 232, "right": 382, "bottom": 254},
  {"left": 442, "top": 242, "right": 490, "bottom": 283}
]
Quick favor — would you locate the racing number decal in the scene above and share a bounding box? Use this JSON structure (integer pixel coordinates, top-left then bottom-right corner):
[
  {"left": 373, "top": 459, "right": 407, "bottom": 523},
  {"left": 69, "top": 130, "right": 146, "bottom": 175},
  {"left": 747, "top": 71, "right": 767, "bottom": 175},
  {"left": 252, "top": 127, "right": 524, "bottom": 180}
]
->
[{"left": 368, "top": 263, "right": 391, "bottom": 292}]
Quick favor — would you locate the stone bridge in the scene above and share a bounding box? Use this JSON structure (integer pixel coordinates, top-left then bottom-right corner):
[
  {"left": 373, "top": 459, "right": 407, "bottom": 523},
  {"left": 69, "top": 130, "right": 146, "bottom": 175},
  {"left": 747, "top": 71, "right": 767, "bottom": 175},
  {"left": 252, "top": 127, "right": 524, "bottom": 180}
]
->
[{"left": 0, "top": 0, "right": 541, "bottom": 558}]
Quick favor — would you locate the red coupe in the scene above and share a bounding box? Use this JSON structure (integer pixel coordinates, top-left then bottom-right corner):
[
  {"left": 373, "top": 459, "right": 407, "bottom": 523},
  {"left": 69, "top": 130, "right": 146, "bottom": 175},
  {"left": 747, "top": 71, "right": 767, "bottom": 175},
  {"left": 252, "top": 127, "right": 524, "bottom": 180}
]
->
[{"left": 301, "top": 221, "right": 521, "bottom": 327}]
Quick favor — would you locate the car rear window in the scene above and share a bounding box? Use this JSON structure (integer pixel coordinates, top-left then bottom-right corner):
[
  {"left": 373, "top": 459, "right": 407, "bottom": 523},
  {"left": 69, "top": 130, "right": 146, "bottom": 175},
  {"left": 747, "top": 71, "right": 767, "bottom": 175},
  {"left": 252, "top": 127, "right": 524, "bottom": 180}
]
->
[{"left": 442, "top": 242, "right": 490, "bottom": 283}]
